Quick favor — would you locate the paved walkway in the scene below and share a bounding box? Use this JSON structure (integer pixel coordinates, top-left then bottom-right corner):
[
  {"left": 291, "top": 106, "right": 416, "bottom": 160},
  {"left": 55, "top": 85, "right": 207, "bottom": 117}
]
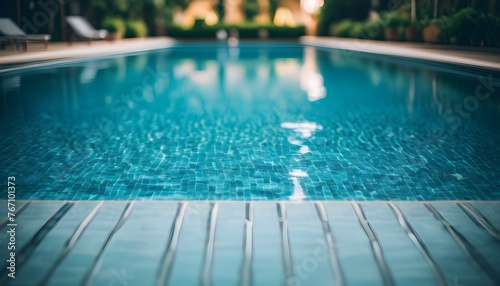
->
[
  {"left": 2, "top": 36, "right": 499, "bottom": 71},
  {"left": 0, "top": 201, "right": 499, "bottom": 285},
  {"left": 301, "top": 36, "right": 500, "bottom": 71},
  {"left": 0, "top": 38, "right": 175, "bottom": 66}
]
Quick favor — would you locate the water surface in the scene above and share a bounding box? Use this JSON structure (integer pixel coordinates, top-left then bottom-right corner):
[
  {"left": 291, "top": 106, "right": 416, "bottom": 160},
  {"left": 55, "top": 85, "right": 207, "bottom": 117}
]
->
[{"left": 1, "top": 43, "right": 499, "bottom": 200}]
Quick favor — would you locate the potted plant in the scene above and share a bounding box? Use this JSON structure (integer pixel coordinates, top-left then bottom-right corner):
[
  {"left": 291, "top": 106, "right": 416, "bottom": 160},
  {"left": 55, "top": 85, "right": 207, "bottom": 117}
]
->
[
  {"left": 102, "top": 17, "right": 126, "bottom": 41},
  {"left": 383, "top": 12, "right": 401, "bottom": 41},
  {"left": 397, "top": 16, "right": 417, "bottom": 41},
  {"left": 404, "top": 0, "right": 418, "bottom": 42},
  {"left": 423, "top": 18, "right": 441, "bottom": 43}
]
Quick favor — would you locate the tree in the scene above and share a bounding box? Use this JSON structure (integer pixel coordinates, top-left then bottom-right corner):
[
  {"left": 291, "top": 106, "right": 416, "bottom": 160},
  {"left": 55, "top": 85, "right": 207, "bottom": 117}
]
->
[
  {"left": 318, "top": 0, "right": 371, "bottom": 36},
  {"left": 245, "top": 0, "right": 259, "bottom": 21},
  {"left": 86, "top": 0, "right": 130, "bottom": 25},
  {"left": 411, "top": 0, "right": 416, "bottom": 24},
  {"left": 269, "top": 0, "right": 278, "bottom": 20},
  {"left": 216, "top": 0, "right": 225, "bottom": 22}
]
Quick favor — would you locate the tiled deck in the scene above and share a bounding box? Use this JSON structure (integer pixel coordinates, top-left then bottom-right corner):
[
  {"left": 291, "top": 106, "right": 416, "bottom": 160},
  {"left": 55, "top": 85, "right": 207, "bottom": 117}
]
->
[
  {"left": 1, "top": 36, "right": 499, "bottom": 73},
  {"left": 0, "top": 201, "right": 499, "bottom": 286},
  {"left": 0, "top": 38, "right": 176, "bottom": 69},
  {"left": 300, "top": 37, "right": 500, "bottom": 71}
]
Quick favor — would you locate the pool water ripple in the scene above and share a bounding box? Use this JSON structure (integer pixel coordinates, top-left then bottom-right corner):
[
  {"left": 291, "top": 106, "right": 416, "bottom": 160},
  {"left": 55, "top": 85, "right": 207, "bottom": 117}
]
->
[{"left": 1, "top": 44, "right": 499, "bottom": 200}]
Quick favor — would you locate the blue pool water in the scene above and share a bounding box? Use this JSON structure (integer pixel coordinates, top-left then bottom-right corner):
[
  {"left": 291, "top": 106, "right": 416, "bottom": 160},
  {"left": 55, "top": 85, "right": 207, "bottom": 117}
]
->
[{"left": 1, "top": 43, "right": 499, "bottom": 200}]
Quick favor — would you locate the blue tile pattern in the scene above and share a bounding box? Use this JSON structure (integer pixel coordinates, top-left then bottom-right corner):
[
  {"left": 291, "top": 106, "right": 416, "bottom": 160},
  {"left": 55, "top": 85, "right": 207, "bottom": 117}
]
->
[{"left": 0, "top": 43, "right": 499, "bottom": 200}]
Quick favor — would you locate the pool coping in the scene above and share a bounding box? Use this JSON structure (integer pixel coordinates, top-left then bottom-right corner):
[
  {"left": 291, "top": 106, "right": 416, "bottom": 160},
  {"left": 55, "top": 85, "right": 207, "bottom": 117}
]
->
[
  {"left": 300, "top": 36, "right": 500, "bottom": 71},
  {"left": 0, "top": 37, "right": 177, "bottom": 73},
  {"left": 1, "top": 37, "right": 499, "bottom": 74},
  {"left": 1, "top": 200, "right": 499, "bottom": 285}
]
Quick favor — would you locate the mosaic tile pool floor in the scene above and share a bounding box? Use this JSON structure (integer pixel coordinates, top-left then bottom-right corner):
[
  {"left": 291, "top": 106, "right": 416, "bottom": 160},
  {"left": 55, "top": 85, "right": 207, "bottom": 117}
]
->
[{"left": 0, "top": 43, "right": 499, "bottom": 200}]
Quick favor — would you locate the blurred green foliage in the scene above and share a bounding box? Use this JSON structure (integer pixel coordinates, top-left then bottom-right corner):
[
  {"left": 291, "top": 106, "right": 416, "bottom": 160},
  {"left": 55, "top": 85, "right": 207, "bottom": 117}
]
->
[
  {"left": 168, "top": 22, "right": 306, "bottom": 38},
  {"left": 124, "top": 20, "right": 149, "bottom": 37},
  {"left": 245, "top": 0, "right": 260, "bottom": 21},
  {"left": 85, "top": 0, "right": 190, "bottom": 36},
  {"left": 269, "top": 0, "right": 279, "bottom": 20},
  {"left": 331, "top": 19, "right": 384, "bottom": 40},
  {"left": 318, "top": 0, "right": 371, "bottom": 36},
  {"left": 381, "top": 10, "right": 411, "bottom": 28},
  {"left": 437, "top": 7, "right": 500, "bottom": 46},
  {"left": 102, "top": 17, "right": 126, "bottom": 36},
  {"left": 322, "top": 0, "right": 500, "bottom": 47}
]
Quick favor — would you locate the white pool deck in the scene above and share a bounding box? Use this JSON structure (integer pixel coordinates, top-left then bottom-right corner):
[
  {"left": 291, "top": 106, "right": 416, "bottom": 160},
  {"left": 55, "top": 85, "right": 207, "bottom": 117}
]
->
[
  {"left": 0, "top": 36, "right": 499, "bottom": 72},
  {"left": 0, "top": 200, "right": 499, "bottom": 286},
  {"left": 300, "top": 36, "right": 500, "bottom": 71},
  {"left": 1, "top": 38, "right": 499, "bottom": 285}
]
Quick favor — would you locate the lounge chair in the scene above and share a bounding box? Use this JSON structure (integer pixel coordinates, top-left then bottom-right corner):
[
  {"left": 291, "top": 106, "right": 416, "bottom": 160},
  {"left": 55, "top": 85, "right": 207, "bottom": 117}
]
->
[
  {"left": 0, "top": 18, "right": 50, "bottom": 51},
  {"left": 65, "top": 16, "right": 108, "bottom": 45}
]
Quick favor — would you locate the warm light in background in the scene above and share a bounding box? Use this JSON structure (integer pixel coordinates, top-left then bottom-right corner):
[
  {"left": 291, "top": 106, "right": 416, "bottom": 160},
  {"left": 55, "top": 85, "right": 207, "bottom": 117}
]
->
[
  {"left": 204, "top": 11, "right": 219, "bottom": 26},
  {"left": 273, "top": 7, "right": 296, "bottom": 26},
  {"left": 300, "top": 0, "right": 324, "bottom": 14}
]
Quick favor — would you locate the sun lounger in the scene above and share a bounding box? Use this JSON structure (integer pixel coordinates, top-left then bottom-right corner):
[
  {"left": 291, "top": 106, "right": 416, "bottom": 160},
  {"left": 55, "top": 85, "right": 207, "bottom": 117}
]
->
[
  {"left": 65, "top": 16, "right": 108, "bottom": 45},
  {"left": 0, "top": 18, "right": 50, "bottom": 51}
]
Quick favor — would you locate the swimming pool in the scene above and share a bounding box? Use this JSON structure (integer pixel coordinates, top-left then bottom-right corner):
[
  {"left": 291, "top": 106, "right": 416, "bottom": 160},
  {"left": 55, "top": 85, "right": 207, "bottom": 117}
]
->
[{"left": 1, "top": 42, "right": 499, "bottom": 200}]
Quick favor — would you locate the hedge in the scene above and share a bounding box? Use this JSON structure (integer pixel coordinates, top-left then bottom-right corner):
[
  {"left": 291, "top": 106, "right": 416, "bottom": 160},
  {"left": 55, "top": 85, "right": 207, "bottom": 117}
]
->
[{"left": 167, "top": 23, "right": 306, "bottom": 39}]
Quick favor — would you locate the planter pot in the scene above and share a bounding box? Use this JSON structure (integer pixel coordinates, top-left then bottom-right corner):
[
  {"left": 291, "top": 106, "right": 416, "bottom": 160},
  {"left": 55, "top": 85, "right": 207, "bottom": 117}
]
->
[
  {"left": 405, "top": 26, "right": 417, "bottom": 42},
  {"left": 384, "top": 27, "right": 399, "bottom": 41},
  {"left": 423, "top": 24, "right": 439, "bottom": 43},
  {"left": 106, "top": 32, "right": 122, "bottom": 41}
]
